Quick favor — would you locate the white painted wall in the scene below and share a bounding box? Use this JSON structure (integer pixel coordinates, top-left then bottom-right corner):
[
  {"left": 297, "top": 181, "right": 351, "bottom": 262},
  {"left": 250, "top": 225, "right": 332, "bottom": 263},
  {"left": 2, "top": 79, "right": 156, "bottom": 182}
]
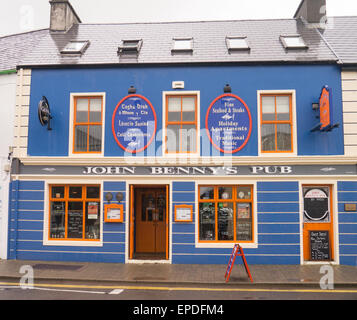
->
[{"left": 0, "top": 73, "right": 17, "bottom": 259}]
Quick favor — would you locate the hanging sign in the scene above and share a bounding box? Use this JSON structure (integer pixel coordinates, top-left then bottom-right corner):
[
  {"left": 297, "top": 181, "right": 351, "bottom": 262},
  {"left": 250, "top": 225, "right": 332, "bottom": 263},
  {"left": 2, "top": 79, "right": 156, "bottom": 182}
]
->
[
  {"left": 206, "top": 94, "right": 252, "bottom": 153},
  {"left": 112, "top": 94, "right": 157, "bottom": 153},
  {"left": 319, "top": 86, "right": 332, "bottom": 130}
]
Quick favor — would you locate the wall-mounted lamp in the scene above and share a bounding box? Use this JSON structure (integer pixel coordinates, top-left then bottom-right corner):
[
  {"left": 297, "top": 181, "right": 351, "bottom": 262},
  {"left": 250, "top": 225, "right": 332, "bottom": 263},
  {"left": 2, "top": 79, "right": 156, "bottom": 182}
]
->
[
  {"left": 128, "top": 86, "right": 136, "bottom": 94},
  {"left": 116, "top": 192, "right": 124, "bottom": 202},
  {"left": 105, "top": 192, "right": 113, "bottom": 202},
  {"left": 224, "top": 84, "right": 232, "bottom": 93},
  {"left": 38, "top": 96, "right": 52, "bottom": 130}
]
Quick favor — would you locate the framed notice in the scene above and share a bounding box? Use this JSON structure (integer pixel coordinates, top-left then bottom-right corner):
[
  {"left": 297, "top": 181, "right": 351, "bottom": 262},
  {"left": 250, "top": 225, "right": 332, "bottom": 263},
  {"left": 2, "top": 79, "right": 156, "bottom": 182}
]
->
[
  {"left": 104, "top": 203, "right": 124, "bottom": 223},
  {"left": 175, "top": 204, "right": 193, "bottom": 222}
]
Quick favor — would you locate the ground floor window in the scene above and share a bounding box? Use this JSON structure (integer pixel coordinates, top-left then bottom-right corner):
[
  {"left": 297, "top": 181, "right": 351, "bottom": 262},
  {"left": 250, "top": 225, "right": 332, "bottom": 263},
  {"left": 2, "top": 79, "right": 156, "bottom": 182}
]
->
[
  {"left": 198, "top": 185, "right": 253, "bottom": 243},
  {"left": 49, "top": 185, "right": 101, "bottom": 241}
]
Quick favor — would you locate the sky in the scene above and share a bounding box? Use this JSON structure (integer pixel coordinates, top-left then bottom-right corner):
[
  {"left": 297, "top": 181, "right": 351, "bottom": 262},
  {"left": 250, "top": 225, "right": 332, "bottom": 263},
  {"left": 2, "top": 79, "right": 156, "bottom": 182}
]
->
[{"left": 0, "top": 0, "right": 356, "bottom": 37}]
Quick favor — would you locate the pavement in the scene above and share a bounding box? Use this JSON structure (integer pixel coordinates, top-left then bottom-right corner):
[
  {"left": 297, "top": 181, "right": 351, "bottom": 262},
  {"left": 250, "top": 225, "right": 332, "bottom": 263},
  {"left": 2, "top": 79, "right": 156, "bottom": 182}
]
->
[{"left": 1, "top": 259, "right": 357, "bottom": 288}]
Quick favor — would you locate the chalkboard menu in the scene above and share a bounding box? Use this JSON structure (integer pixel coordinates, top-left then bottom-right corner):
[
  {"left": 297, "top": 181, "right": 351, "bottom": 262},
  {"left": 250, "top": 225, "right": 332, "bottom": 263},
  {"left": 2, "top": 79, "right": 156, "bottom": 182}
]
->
[
  {"left": 309, "top": 230, "right": 330, "bottom": 261},
  {"left": 67, "top": 210, "right": 83, "bottom": 238},
  {"left": 236, "top": 220, "right": 252, "bottom": 241}
]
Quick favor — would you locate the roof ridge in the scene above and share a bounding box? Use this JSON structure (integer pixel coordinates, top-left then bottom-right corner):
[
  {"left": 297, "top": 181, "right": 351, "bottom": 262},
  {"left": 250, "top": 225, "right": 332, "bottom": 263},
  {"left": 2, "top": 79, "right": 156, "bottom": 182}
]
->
[{"left": 0, "top": 28, "right": 48, "bottom": 40}]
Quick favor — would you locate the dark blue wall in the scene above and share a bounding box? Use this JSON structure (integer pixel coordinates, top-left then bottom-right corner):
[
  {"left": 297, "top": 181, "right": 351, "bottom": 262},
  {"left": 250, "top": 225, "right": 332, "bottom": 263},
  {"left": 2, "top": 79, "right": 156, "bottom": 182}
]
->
[{"left": 27, "top": 64, "right": 344, "bottom": 157}]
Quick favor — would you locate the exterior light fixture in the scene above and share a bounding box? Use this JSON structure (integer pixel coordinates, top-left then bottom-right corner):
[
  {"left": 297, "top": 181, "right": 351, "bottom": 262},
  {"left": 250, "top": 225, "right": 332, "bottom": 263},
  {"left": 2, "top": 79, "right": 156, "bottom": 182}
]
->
[
  {"left": 128, "top": 86, "right": 136, "bottom": 94},
  {"left": 105, "top": 192, "right": 113, "bottom": 202},
  {"left": 116, "top": 192, "right": 124, "bottom": 202},
  {"left": 224, "top": 84, "right": 232, "bottom": 93}
]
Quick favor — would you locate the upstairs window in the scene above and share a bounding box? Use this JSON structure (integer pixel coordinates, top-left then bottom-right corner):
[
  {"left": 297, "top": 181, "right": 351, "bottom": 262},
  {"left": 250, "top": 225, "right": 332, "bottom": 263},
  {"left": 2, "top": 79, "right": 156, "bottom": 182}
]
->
[
  {"left": 118, "top": 39, "right": 143, "bottom": 55},
  {"left": 260, "top": 93, "right": 293, "bottom": 153},
  {"left": 226, "top": 36, "right": 250, "bottom": 51},
  {"left": 73, "top": 96, "right": 103, "bottom": 154},
  {"left": 280, "top": 35, "right": 307, "bottom": 49},
  {"left": 172, "top": 38, "right": 193, "bottom": 52},
  {"left": 61, "top": 41, "right": 89, "bottom": 54}
]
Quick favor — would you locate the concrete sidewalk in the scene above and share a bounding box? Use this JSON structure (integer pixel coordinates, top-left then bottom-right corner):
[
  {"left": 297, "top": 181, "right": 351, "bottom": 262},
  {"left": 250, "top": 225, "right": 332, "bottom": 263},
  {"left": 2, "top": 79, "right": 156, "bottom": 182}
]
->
[{"left": 0, "top": 259, "right": 357, "bottom": 287}]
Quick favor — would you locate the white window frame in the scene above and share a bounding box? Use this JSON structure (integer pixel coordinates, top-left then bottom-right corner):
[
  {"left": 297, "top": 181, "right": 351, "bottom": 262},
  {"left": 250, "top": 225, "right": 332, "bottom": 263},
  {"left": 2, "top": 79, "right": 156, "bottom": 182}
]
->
[
  {"left": 280, "top": 35, "right": 308, "bottom": 49},
  {"left": 68, "top": 92, "right": 106, "bottom": 158},
  {"left": 162, "top": 91, "right": 200, "bottom": 158},
  {"left": 257, "top": 90, "right": 297, "bottom": 157},
  {"left": 171, "top": 38, "right": 193, "bottom": 52},
  {"left": 43, "top": 180, "right": 104, "bottom": 247},
  {"left": 226, "top": 36, "right": 250, "bottom": 51}
]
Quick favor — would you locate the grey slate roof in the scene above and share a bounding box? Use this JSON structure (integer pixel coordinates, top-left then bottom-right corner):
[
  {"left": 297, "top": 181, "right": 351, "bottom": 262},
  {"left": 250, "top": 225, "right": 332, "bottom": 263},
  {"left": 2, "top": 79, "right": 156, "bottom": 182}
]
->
[
  {"left": 18, "top": 18, "right": 338, "bottom": 67},
  {"left": 0, "top": 29, "right": 49, "bottom": 71},
  {"left": 322, "top": 16, "right": 357, "bottom": 65}
]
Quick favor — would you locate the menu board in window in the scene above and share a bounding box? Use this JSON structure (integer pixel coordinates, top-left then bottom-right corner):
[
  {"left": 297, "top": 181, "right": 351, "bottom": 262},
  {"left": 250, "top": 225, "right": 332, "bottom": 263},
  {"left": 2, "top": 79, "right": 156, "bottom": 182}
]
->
[
  {"left": 67, "top": 210, "right": 83, "bottom": 239},
  {"left": 309, "top": 230, "right": 330, "bottom": 261}
]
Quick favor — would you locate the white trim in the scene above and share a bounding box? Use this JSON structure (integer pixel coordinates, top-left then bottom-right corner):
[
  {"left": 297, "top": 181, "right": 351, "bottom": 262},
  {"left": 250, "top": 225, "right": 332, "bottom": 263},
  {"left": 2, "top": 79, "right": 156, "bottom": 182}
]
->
[
  {"left": 68, "top": 92, "right": 106, "bottom": 158},
  {"left": 194, "top": 180, "right": 258, "bottom": 249},
  {"left": 162, "top": 91, "right": 200, "bottom": 158},
  {"left": 43, "top": 179, "right": 104, "bottom": 247},
  {"left": 257, "top": 90, "right": 297, "bottom": 157},
  {"left": 299, "top": 180, "right": 340, "bottom": 265}
]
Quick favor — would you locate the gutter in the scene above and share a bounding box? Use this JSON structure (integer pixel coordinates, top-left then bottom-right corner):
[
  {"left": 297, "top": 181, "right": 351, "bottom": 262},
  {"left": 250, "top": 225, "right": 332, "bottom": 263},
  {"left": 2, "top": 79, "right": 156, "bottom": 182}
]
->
[{"left": 0, "top": 69, "right": 16, "bottom": 75}]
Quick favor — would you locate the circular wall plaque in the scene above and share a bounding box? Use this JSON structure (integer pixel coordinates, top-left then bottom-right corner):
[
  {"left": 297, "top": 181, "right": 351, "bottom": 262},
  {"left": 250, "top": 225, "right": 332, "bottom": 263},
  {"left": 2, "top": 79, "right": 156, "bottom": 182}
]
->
[
  {"left": 205, "top": 93, "right": 252, "bottom": 154},
  {"left": 112, "top": 94, "right": 157, "bottom": 153},
  {"left": 304, "top": 188, "right": 329, "bottom": 221}
]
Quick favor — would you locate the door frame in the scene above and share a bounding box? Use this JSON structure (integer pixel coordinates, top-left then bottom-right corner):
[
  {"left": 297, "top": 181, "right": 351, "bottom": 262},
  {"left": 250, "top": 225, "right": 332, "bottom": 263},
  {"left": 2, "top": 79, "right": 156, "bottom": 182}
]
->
[
  {"left": 127, "top": 182, "right": 171, "bottom": 263},
  {"left": 299, "top": 181, "right": 340, "bottom": 265}
]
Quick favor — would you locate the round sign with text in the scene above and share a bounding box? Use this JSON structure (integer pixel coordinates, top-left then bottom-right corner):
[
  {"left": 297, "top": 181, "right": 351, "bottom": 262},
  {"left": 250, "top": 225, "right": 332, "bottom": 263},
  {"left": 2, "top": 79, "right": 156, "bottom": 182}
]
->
[
  {"left": 112, "top": 94, "right": 157, "bottom": 153},
  {"left": 205, "top": 94, "right": 252, "bottom": 153}
]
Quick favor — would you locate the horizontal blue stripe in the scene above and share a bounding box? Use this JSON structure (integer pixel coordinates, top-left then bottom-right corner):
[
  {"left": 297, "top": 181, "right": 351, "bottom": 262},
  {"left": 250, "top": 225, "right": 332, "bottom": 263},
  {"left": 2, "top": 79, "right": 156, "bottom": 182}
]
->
[
  {"left": 103, "top": 223, "right": 126, "bottom": 232},
  {"left": 258, "top": 202, "right": 299, "bottom": 213},
  {"left": 18, "top": 211, "right": 44, "bottom": 221},
  {"left": 338, "top": 224, "right": 357, "bottom": 233},
  {"left": 339, "top": 245, "right": 357, "bottom": 255},
  {"left": 172, "top": 192, "right": 195, "bottom": 202},
  {"left": 338, "top": 213, "right": 357, "bottom": 223},
  {"left": 17, "top": 200, "right": 44, "bottom": 211},
  {"left": 17, "top": 230, "right": 43, "bottom": 241},
  {"left": 340, "top": 256, "right": 357, "bottom": 266},
  {"left": 17, "top": 220, "right": 43, "bottom": 230},
  {"left": 257, "top": 182, "right": 298, "bottom": 192},
  {"left": 18, "top": 181, "right": 44, "bottom": 191},
  {"left": 258, "top": 223, "right": 300, "bottom": 234},
  {"left": 103, "top": 232, "right": 126, "bottom": 242},
  {"left": 103, "top": 181, "right": 126, "bottom": 191},
  {"left": 172, "top": 223, "right": 195, "bottom": 233},
  {"left": 338, "top": 182, "right": 357, "bottom": 191},
  {"left": 258, "top": 213, "right": 299, "bottom": 223},
  {"left": 339, "top": 234, "right": 357, "bottom": 244},
  {"left": 258, "top": 233, "right": 300, "bottom": 244},
  {"left": 172, "top": 182, "right": 195, "bottom": 192},
  {"left": 172, "top": 233, "right": 195, "bottom": 243},
  {"left": 337, "top": 193, "right": 357, "bottom": 201},
  {"left": 257, "top": 192, "right": 299, "bottom": 202},
  {"left": 15, "top": 251, "right": 125, "bottom": 263},
  {"left": 16, "top": 190, "right": 44, "bottom": 201}
]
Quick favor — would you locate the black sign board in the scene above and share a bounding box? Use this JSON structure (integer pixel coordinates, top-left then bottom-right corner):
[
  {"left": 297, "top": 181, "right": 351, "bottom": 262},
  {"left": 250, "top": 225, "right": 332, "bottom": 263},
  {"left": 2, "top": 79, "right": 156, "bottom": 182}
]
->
[
  {"left": 304, "top": 188, "right": 329, "bottom": 222},
  {"left": 309, "top": 230, "right": 331, "bottom": 261},
  {"left": 236, "top": 221, "right": 252, "bottom": 241},
  {"left": 67, "top": 211, "right": 83, "bottom": 239}
]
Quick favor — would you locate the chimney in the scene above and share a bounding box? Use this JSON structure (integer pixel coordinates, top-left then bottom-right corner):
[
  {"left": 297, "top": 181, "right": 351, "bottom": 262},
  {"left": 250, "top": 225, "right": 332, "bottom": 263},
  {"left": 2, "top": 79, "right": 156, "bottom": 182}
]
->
[
  {"left": 294, "top": 0, "right": 327, "bottom": 25},
  {"left": 49, "top": 0, "right": 81, "bottom": 32}
]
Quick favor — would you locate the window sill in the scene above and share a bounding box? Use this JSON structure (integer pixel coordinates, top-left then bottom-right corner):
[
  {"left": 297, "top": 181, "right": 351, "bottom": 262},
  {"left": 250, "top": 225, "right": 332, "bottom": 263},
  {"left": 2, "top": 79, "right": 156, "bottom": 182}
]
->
[
  {"left": 43, "top": 239, "right": 103, "bottom": 247},
  {"left": 195, "top": 242, "right": 257, "bottom": 249}
]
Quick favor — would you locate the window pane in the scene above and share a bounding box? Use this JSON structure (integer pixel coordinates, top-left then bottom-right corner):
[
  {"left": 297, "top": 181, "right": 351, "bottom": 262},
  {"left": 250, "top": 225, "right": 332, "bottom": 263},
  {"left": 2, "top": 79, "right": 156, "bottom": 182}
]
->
[
  {"left": 261, "top": 96, "right": 275, "bottom": 121},
  {"left": 51, "top": 186, "right": 64, "bottom": 199},
  {"left": 69, "top": 186, "right": 82, "bottom": 198},
  {"left": 168, "top": 97, "right": 181, "bottom": 122},
  {"left": 182, "top": 97, "right": 196, "bottom": 121},
  {"left": 67, "top": 202, "right": 83, "bottom": 239},
  {"left": 199, "top": 202, "right": 215, "bottom": 240},
  {"left": 88, "top": 125, "right": 102, "bottom": 152},
  {"left": 74, "top": 125, "right": 88, "bottom": 152},
  {"left": 228, "top": 38, "right": 249, "bottom": 49},
  {"left": 89, "top": 98, "right": 102, "bottom": 122},
  {"left": 283, "top": 36, "right": 306, "bottom": 48},
  {"left": 200, "top": 187, "right": 214, "bottom": 199},
  {"left": 261, "top": 124, "right": 276, "bottom": 151},
  {"left": 85, "top": 201, "right": 100, "bottom": 239},
  {"left": 218, "top": 187, "right": 232, "bottom": 199},
  {"left": 181, "top": 124, "right": 196, "bottom": 153},
  {"left": 277, "top": 124, "right": 292, "bottom": 151},
  {"left": 276, "top": 96, "right": 290, "bottom": 121},
  {"left": 166, "top": 124, "right": 180, "bottom": 152},
  {"left": 50, "top": 201, "right": 65, "bottom": 238},
  {"left": 75, "top": 99, "right": 88, "bottom": 123},
  {"left": 236, "top": 186, "right": 252, "bottom": 200},
  {"left": 87, "top": 186, "right": 100, "bottom": 199},
  {"left": 217, "top": 202, "right": 234, "bottom": 240},
  {"left": 236, "top": 203, "right": 252, "bottom": 241},
  {"left": 173, "top": 39, "right": 192, "bottom": 50}
]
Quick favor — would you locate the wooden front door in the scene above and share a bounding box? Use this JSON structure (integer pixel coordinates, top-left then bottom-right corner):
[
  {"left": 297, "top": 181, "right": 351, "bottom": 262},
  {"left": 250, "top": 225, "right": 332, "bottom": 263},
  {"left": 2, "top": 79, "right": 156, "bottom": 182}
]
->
[
  {"left": 302, "top": 185, "right": 334, "bottom": 262},
  {"left": 135, "top": 187, "right": 167, "bottom": 257}
]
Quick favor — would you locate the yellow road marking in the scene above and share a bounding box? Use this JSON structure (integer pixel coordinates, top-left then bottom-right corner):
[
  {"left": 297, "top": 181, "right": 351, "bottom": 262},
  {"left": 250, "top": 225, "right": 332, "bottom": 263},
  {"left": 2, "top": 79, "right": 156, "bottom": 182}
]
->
[{"left": 0, "top": 281, "right": 356, "bottom": 294}]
